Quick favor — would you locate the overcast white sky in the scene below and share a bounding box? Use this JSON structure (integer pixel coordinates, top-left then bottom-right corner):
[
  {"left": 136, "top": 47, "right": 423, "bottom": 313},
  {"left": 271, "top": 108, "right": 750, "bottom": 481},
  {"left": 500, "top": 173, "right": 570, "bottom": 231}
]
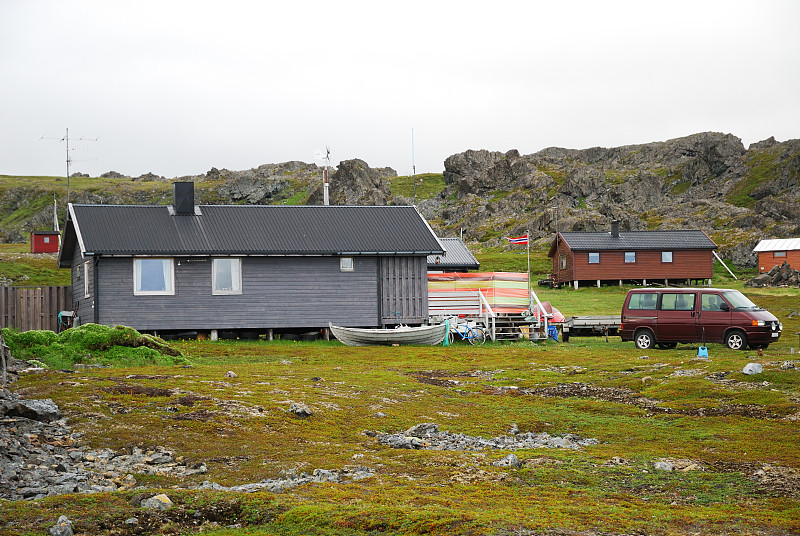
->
[{"left": 1, "top": 0, "right": 798, "bottom": 179}]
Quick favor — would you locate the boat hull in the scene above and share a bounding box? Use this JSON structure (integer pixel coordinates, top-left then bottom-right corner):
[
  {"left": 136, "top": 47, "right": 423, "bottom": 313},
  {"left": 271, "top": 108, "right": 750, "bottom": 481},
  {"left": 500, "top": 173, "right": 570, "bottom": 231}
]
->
[{"left": 329, "top": 322, "right": 447, "bottom": 346}]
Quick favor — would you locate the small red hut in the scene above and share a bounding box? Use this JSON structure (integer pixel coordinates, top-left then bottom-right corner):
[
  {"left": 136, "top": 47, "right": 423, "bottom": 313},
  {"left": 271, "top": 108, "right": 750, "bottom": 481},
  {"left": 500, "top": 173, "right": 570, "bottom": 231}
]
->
[{"left": 30, "top": 231, "right": 61, "bottom": 253}]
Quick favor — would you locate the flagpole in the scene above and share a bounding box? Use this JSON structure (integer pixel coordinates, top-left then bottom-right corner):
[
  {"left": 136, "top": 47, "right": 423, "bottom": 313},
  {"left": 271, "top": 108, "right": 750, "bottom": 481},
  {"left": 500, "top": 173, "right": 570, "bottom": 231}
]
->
[{"left": 526, "top": 229, "right": 531, "bottom": 295}]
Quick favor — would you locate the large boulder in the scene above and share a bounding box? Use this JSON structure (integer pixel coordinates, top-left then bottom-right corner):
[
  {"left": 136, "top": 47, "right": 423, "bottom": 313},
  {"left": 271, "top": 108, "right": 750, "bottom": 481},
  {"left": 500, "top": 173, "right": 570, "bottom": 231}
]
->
[{"left": 322, "top": 159, "right": 394, "bottom": 205}]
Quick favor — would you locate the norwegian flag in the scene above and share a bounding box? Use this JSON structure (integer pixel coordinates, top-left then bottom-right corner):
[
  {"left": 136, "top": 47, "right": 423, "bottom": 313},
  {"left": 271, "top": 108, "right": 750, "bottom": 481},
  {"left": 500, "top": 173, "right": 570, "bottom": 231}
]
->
[{"left": 505, "top": 234, "right": 528, "bottom": 245}]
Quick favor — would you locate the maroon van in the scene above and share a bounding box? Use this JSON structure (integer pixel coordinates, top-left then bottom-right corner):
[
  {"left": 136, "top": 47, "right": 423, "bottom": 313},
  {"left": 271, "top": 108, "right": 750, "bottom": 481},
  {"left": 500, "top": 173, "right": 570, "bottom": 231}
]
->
[{"left": 620, "top": 288, "right": 782, "bottom": 350}]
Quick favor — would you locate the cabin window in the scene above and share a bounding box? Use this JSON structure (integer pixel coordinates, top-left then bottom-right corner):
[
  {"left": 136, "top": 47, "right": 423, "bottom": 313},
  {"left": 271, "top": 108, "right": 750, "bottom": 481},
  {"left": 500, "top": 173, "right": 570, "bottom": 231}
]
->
[
  {"left": 628, "top": 292, "right": 658, "bottom": 310},
  {"left": 661, "top": 251, "right": 673, "bottom": 263},
  {"left": 624, "top": 251, "right": 636, "bottom": 263},
  {"left": 774, "top": 251, "right": 787, "bottom": 258},
  {"left": 560, "top": 254, "right": 567, "bottom": 270},
  {"left": 661, "top": 293, "right": 695, "bottom": 311},
  {"left": 212, "top": 258, "right": 242, "bottom": 295},
  {"left": 44, "top": 236, "right": 50, "bottom": 243},
  {"left": 588, "top": 252, "right": 600, "bottom": 264},
  {"left": 133, "top": 258, "right": 175, "bottom": 295},
  {"left": 83, "top": 261, "right": 90, "bottom": 298},
  {"left": 340, "top": 256, "right": 354, "bottom": 272}
]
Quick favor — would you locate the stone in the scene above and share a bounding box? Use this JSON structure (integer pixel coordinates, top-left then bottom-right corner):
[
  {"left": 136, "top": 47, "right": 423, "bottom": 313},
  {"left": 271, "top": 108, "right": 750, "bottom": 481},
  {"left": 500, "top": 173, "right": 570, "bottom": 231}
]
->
[
  {"left": 492, "top": 454, "right": 521, "bottom": 468},
  {"left": 141, "top": 493, "right": 173, "bottom": 510},
  {"left": 49, "top": 515, "right": 73, "bottom": 536},
  {"left": 780, "top": 361, "right": 796, "bottom": 370},
  {"left": 4, "top": 398, "right": 61, "bottom": 422},
  {"left": 654, "top": 461, "right": 674, "bottom": 471},
  {"left": 743, "top": 363, "right": 763, "bottom": 375},
  {"left": 224, "top": 371, "right": 238, "bottom": 378},
  {"left": 289, "top": 403, "right": 313, "bottom": 417},
  {"left": 376, "top": 423, "right": 597, "bottom": 452}
]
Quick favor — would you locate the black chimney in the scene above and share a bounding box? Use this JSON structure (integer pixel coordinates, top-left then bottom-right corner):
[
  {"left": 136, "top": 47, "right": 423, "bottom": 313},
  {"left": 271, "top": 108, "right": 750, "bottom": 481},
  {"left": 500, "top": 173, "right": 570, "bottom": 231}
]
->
[
  {"left": 173, "top": 182, "right": 195, "bottom": 216},
  {"left": 611, "top": 220, "right": 620, "bottom": 238}
]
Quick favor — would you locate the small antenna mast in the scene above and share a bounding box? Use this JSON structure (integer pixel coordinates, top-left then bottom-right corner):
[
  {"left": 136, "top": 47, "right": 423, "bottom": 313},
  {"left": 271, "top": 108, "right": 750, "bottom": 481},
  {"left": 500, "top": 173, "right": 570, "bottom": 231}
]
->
[
  {"left": 40, "top": 128, "right": 98, "bottom": 210},
  {"left": 412, "top": 128, "right": 416, "bottom": 203},
  {"left": 324, "top": 146, "right": 331, "bottom": 205}
]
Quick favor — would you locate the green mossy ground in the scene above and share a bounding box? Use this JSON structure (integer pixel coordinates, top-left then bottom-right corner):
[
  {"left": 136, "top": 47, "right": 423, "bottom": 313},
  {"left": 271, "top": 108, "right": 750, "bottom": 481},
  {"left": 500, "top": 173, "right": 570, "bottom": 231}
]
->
[{"left": 2, "top": 282, "right": 799, "bottom": 535}]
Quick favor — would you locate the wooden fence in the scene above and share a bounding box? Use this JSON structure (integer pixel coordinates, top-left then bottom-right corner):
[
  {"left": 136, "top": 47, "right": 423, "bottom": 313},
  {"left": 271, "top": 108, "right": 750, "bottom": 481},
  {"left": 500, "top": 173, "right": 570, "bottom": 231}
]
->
[{"left": 0, "top": 286, "right": 72, "bottom": 332}]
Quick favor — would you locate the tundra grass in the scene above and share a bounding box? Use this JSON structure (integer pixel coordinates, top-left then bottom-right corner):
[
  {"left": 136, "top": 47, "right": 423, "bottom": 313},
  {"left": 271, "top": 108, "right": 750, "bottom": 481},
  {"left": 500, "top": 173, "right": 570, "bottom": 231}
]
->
[{"left": 4, "top": 321, "right": 800, "bottom": 535}]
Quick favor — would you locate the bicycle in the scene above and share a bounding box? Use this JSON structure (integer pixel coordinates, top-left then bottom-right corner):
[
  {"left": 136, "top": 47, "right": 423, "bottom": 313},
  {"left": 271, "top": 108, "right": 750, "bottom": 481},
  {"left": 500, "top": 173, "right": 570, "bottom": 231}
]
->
[{"left": 448, "top": 319, "right": 487, "bottom": 345}]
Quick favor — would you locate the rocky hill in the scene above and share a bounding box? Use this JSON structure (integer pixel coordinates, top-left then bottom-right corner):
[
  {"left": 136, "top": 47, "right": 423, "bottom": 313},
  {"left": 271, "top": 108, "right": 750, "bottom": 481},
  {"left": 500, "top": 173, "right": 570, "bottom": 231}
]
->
[{"left": 1, "top": 132, "right": 797, "bottom": 268}]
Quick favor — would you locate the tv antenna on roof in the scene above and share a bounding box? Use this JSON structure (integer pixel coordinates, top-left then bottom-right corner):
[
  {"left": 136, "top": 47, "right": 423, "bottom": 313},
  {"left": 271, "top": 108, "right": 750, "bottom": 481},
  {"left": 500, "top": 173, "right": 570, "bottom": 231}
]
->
[{"left": 40, "top": 128, "right": 98, "bottom": 209}]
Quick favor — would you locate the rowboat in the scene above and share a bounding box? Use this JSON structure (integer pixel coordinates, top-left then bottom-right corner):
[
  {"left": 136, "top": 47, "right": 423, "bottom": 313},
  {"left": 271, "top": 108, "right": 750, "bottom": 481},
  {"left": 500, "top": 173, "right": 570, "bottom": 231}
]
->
[{"left": 329, "top": 322, "right": 448, "bottom": 347}]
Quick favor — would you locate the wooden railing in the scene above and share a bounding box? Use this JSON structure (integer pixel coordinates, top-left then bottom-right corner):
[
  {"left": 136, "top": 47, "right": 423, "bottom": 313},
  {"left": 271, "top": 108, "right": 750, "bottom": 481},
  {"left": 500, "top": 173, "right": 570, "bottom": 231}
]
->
[{"left": 428, "top": 290, "right": 496, "bottom": 341}]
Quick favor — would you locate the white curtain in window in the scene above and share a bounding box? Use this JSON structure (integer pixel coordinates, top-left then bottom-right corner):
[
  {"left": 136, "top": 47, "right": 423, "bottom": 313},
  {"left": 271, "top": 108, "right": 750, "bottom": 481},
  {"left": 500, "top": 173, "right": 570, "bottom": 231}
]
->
[
  {"left": 161, "top": 259, "right": 173, "bottom": 292},
  {"left": 213, "top": 258, "right": 241, "bottom": 293}
]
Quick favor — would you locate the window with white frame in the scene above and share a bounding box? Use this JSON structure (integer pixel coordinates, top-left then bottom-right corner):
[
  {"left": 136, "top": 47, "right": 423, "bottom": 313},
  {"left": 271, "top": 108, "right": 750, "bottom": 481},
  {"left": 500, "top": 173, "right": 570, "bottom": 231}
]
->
[
  {"left": 212, "top": 258, "right": 242, "bottom": 294},
  {"left": 624, "top": 251, "right": 636, "bottom": 263},
  {"left": 133, "top": 258, "right": 174, "bottom": 295},
  {"left": 560, "top": 254, "right": 567, "bottom": 270},
  {"left": 588, "top": 252, "right": 600, "bottom": 264},
  {"left": 662, "top": 251, "right": 673, "bottom": 263},
  {"left": 44, "top": 236, "right": 50, "bottom": 243},
  {"left": 774, "top": 251, "right": 787, "bottom": 258},
  {"left": 83, "top": 261, "right": 90, "bottom": 298},
  {"left": 340, "top": 256, "right": 354, "bottom": 272}
]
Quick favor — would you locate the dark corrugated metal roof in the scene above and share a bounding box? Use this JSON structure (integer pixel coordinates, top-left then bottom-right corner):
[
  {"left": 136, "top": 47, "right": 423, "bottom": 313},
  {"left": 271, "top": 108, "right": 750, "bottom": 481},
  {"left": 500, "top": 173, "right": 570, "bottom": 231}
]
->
[
  {"left": 559, "top": 230, "right": 717, "bottom": 251},
  {"left": 427, "top": 238, "right": 480, "bottom": 270},
  {"left": 68, "top": 204, "right": 444, "bottom": 256}
]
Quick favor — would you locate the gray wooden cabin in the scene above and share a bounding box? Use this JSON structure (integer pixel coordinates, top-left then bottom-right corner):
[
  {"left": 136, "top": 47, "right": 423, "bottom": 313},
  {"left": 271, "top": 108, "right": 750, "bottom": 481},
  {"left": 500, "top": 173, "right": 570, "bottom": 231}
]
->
[{"left": 57, "top": 182, "right": 444, "bottom": 336}]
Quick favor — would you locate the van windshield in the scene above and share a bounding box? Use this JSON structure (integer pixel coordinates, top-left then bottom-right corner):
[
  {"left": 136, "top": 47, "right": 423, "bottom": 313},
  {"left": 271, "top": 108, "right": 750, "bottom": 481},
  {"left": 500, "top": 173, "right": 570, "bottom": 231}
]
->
[{"left": 722, "top": 290, "right": 760, "bottom": 310}]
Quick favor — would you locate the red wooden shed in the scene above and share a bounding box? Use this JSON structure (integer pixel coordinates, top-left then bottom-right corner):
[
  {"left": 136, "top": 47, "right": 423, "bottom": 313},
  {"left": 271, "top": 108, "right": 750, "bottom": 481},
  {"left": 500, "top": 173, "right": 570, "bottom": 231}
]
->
[
  {"left": 753, "top": 238, "right": 800, "bottom": 273},
  {"left": 30, "top": 231, "right": 61, "bottom": 253}
]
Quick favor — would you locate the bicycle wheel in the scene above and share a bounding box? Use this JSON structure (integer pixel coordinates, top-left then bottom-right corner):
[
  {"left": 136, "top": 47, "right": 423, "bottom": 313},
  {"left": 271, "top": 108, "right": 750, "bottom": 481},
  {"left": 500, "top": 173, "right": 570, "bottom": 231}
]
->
[{"left": 468, "top": 328, "right": 486, "bottom": 345}]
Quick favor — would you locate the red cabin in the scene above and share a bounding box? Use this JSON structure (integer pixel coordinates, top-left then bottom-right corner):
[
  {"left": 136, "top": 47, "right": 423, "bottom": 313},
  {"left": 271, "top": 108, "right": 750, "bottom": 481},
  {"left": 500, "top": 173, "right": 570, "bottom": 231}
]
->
[
  {"left": 30, "top": 231, "right": 61, "bottom": 253},
  {"left": 547, "top": 221, "right": 718, "bottom": 288}
]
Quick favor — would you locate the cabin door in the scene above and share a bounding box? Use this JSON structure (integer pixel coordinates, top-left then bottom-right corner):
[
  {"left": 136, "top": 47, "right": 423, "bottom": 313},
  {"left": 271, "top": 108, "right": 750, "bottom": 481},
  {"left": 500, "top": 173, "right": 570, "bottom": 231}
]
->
[{"left": 379, "top": 257, "right": 428, "bottom": 326}]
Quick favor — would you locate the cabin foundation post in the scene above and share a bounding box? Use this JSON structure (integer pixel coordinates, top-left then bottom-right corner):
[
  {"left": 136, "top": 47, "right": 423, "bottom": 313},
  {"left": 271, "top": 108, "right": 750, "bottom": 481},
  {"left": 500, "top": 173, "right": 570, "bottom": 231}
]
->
[
  {"left": 210, "top": 329, "right": 218, "bottom": 341},
  {"left": 573, "top": 281, "right": 578, "bottom": 290},
  {"left": 596, "top": 280, "right": 601, "bottom": 288},
  {"left": 266, "top": 329, "right": 273, "bottom": 341},
  {"left": 619, "top": 279, "right": 623, "bottom": 286},
  {"left": 665, "top": 278, "right": 668, "bottom": 286},
  {"left": 323, "top": 327, "right": 330, "bottom": 341},
  {"left": 643, "top": 279, "right": 647, "bottom": 286}
]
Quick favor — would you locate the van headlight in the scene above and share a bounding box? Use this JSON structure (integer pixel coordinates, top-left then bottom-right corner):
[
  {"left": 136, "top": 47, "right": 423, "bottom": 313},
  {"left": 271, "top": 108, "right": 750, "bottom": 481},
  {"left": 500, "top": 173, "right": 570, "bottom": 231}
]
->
[{"left": 752, "top": 320, "right": 765, "bottom": 327}]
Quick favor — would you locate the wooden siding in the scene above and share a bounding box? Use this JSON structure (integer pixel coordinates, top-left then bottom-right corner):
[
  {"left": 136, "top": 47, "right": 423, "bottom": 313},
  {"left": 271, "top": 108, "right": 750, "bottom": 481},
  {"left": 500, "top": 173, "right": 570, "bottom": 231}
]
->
[
  {"left": 758, "top": 251, "right": 800, "bottom": 273},
  {"left": 0, "top": 286, "right": 72, "bottom": 331},
  {"left": 70, "top": 245, "right": 93, "bottom": 326},
  {"left": 571, "top": 249, "right": 713, "bottom": 281},
  {"left": 551, "top": 240, "right": 575, "bottom": 284},
  {"left": 380, "top": 256, "right": 428, "bottom": 325},
  {"left": 552, "top": 245, "right": 713, "bottom": 284},
  {"left": 94, "top": 255, "right": 384, "bottom": 331}
]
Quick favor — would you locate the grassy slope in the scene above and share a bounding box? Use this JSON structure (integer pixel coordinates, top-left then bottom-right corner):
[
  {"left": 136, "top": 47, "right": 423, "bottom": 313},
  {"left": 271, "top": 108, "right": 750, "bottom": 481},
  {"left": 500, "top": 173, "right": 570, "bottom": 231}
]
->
[{"left": 2, "top": 284, "right": 799, "bottom": 535}]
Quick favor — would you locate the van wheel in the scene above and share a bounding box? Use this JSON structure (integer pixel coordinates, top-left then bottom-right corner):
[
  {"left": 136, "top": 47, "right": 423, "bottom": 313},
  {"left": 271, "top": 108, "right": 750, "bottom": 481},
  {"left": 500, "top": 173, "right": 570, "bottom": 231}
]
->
[
  {"left": 657, "top": 342, "right": 677, "bottom": 349},
  {"left": 725, "top": 330, "right": 747, "bottom": 350},
  {"left": 634, "top": 329, "right": 655, "bottom": 350}
]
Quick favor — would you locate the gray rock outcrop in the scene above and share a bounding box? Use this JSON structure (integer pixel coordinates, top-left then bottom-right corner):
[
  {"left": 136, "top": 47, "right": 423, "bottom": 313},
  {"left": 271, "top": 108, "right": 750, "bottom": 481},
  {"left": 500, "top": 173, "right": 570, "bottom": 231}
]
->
[{"left": 375, "top": 423, "right": 598, "bottom": 451}]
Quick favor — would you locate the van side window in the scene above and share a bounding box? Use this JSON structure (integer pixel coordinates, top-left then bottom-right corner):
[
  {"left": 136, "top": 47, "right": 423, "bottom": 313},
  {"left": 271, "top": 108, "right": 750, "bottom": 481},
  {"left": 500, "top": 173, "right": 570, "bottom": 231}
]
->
[
  {"left": 701, "top": 294, "right": 723, "bottom": 311},
  {"left": 661, "top": 293, "right": 695, "bottom": 311},
  {"left": 629, "top": 292, "right": 658, "bottom": 310}
]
